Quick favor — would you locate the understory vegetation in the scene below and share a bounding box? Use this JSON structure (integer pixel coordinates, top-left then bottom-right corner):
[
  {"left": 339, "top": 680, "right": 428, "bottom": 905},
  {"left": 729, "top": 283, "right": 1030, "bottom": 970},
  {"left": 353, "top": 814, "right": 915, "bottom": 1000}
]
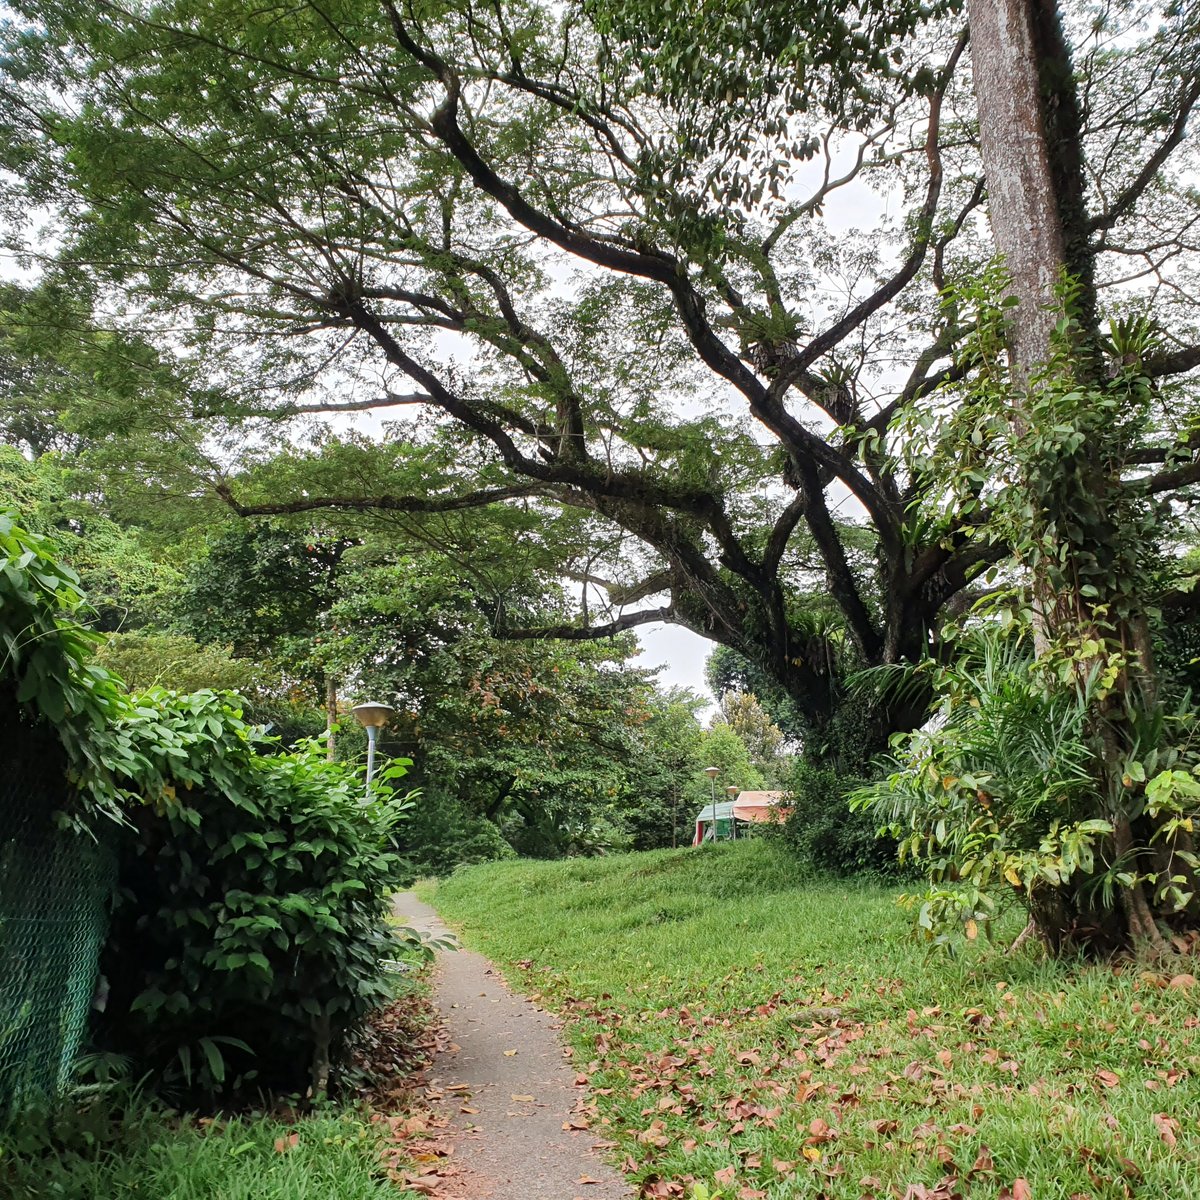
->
[
  {"left": 2, "top": 1097, "right": 419, "bottom": 1200},
  {"left": 426, "top": 841, "right": 1200, "bottom": 1200},
  {"left": 0, "top": 513, "right": 433, "bottom": 1110}
]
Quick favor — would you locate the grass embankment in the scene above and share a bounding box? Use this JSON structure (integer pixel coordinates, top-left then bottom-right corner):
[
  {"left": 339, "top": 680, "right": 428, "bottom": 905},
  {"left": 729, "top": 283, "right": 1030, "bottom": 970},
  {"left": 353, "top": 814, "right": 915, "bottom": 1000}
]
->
[
  {"left": 424, "top": 840, "right": 1200, "bottom": 1200},
  {"left": 2, "top": 1103, "right": 420, "bottom": 1200}
]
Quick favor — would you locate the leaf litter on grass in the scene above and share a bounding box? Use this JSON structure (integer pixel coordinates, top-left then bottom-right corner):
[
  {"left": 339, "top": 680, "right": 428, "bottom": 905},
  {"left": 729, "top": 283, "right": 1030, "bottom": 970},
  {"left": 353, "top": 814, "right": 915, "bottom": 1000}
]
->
[{"left": 427, "top": 842, "right": 1200, "bottom": 1200}]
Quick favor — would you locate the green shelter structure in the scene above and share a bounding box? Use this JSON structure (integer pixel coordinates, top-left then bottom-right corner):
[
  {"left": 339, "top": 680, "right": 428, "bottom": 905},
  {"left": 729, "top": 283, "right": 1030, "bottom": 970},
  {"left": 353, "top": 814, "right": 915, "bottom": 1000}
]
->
[{"left": 692, "top": 791, "right": 789, "bottom": 844}]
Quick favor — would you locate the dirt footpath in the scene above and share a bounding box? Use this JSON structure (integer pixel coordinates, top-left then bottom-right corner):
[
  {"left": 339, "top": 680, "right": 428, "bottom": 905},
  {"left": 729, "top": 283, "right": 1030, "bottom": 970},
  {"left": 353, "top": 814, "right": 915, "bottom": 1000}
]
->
[{"left": 392, "top": 892, "right": 630, "bottom": 1200}]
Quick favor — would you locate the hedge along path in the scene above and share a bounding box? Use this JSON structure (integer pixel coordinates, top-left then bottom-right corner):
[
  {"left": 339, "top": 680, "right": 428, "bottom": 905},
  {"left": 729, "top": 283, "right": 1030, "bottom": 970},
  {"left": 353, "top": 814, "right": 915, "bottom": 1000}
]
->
[{"left": 392, "top": 892, "right": 630, "bottom": 1200}]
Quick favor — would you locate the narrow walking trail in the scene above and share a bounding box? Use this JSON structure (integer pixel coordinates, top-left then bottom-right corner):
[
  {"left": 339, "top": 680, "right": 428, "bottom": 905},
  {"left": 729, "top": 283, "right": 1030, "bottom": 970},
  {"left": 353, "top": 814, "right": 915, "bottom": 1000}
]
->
[{"left": 392, "top": 892, "right": 630, "bottom": 1200}]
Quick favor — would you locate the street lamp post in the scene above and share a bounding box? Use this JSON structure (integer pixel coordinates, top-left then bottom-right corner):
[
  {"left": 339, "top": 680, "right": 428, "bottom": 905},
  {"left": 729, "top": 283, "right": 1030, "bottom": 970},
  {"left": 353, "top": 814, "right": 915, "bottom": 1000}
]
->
[
  {"left": 352, "top": 702, "right": 394, "bottom": 801},
  {"left": 726, "top": 785, "right": 740, "bottom": 839},
  {"left": 704, "top": 765, "right": 719, "bottom": 843}
]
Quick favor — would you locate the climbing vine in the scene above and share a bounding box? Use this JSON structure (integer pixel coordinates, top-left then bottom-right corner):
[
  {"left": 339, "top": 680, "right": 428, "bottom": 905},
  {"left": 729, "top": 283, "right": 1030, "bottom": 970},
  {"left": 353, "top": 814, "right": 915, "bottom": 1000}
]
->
[{"left": 859, "top": 276, "right": 1200, "bottom": 955}]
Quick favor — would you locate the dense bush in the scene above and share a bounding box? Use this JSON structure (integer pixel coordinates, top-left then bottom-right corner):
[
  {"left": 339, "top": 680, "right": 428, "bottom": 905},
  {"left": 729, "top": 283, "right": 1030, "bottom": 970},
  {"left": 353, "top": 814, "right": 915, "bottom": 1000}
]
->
[
  {"left": 777, "top": 761, "right": 898, "bottom": 878},
  {"left": 1, "top": 513, "right": 428, "bottom": 1109},
  {"left": 396, "top": 789, "right": 516, "bottom": 880},
  {"left": 98, "top": 690, "right": 419, "bottom": 1103},
  {"left": 393, "top": 787, "right": 516, "bottom": 883},
  {"left": 852, "top": 629, "right": 1200, "bottom": 954}
]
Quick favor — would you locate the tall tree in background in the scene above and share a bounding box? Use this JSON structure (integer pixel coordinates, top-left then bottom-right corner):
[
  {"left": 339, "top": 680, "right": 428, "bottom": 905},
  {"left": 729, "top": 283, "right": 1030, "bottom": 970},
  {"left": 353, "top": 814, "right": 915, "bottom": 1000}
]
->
[
  {"left": 175, "top": 524, "right": 355, "bottom": 757},
  {"left": 710, "top": 690, "right": 787, "bottom": 785}
]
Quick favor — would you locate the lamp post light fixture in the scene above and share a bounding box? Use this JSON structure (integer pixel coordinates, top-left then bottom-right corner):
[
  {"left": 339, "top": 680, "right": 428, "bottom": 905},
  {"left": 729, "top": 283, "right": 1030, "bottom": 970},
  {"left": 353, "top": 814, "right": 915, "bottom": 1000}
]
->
[
  {"left": 704, "top": 765, "right": 719, "bottom": 844},
  {"left": 726, "top": 785, "right": 740, "bottom": 840},
  {"left": 352, "top": 702, "right": 394, "bottom": 799}
]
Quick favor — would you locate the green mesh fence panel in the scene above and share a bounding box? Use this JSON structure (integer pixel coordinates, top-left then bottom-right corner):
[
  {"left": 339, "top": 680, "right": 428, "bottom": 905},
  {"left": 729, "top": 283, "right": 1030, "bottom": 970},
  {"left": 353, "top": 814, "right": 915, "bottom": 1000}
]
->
[{"left": 0, "top": 754, "right": 114, "bottom": 1117}]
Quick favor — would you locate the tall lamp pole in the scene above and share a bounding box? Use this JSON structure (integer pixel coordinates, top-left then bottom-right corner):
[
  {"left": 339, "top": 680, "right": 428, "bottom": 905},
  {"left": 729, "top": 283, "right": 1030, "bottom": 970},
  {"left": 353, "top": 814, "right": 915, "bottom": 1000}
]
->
[
  {"left": 726, "top": 785, "right": 740, "bottom": 839},
  {"left": 704, "top": 766, "right": 719, "bottom": 843},
  {"left": 352, "top": 702, "right": 394, "bottom": 801}
]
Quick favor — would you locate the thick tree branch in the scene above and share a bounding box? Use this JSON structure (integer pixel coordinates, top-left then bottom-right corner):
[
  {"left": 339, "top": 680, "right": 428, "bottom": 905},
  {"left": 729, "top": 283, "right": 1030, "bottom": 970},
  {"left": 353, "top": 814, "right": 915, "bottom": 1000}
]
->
[
  {"left": 1089, "top": 73, "right": 1200, "bottom": 236},
  {"left": 214, "top": 481, "right": 544, "bottom": 516},
  {"left": 197, "top": 390, "right": 432, "bottom": 419},
  {"left": 382, "top": 3, "right": 899, "bottom": 546},
  {"left": 793, "top": 462, "right": 883, "bottom": 662},
  {"left": 499, "top": 605, "right": 676, "bottom": 641},
  {"left": 1145, "top": 344, "right": 1200, "bottom": 378},
  {"left": 1140, "top": 457, "right": 1200, "bottom": 495}
]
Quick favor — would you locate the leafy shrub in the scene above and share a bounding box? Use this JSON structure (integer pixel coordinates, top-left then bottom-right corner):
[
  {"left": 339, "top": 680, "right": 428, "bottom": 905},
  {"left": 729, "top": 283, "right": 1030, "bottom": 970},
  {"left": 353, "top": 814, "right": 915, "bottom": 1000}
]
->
[
  {"left": 1, "top": 513, "right": 429, "bottom": 1107},
  {"left": 98, "top": 690, "right": 419, "bottom": 1103},
  {"left": 851, "top": 629, "right": 1200, "bottom": 954},
  {"left": 397, "top": 789, "right": 515, "bottom": 880},
  {"left": 0, "top": 511, "right": 134, "bottom": 828},
  {"left": 777, "top": 760, "right": 898, "bottom": 878}
]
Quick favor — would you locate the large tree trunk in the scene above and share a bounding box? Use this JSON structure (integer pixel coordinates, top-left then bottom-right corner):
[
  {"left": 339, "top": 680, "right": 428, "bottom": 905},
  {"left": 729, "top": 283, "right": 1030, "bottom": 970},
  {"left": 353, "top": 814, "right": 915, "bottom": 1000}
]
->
[
  {"left": 967, "top": 0, "right": 1068, "bottom": 372},
  {"left": 968, "top": 0, "right": 1173, "bottom": 955}
]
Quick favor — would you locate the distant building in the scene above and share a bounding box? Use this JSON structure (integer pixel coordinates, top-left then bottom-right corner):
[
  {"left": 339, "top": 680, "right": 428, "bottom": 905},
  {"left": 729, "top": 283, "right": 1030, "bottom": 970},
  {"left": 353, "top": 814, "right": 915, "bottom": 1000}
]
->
[{"left": 692, "top": 790, "right": 789, "bottom": 844}]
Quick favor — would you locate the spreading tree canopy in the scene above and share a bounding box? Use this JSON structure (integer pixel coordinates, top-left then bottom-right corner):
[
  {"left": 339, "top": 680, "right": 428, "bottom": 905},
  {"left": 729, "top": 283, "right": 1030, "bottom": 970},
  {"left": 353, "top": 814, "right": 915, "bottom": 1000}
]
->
[{"left": 1, "top": 0, "right": 1198, "bottom": 747}]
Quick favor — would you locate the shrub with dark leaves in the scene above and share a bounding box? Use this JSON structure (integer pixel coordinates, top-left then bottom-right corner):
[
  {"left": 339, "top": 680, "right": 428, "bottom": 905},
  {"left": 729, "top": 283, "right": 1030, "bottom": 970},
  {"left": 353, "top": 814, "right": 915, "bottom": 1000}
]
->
[{"left": 99, "top": 690, "right": 420, "bottom": 1104}]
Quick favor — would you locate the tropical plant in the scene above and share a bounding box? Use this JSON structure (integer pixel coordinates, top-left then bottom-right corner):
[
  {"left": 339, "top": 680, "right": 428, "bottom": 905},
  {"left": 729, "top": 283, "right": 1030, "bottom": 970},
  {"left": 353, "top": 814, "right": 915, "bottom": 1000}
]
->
[
  {"left": 99, "top": 694, "right": 424, "bottom": 1102},
  {"left": 854, "top": 626, "right": 1200, "bottom": 954}
]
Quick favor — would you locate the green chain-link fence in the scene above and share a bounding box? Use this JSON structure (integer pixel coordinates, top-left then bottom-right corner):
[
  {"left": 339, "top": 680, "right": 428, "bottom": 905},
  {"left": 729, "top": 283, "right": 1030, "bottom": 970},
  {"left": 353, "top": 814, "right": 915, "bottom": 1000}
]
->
[{"left": 0, "top": 748, "right": 114, "bottom": 1117}]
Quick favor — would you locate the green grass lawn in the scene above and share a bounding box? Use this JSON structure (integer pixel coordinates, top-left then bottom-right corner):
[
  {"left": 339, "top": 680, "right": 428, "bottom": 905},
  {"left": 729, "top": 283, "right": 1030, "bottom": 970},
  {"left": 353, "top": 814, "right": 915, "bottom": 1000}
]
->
[
  {"left": 1, "top": 1103, "right": 420, "bottom": 1199},
  {"left": 423, "top": 840, "right": 1200, "bottom": 1200}
]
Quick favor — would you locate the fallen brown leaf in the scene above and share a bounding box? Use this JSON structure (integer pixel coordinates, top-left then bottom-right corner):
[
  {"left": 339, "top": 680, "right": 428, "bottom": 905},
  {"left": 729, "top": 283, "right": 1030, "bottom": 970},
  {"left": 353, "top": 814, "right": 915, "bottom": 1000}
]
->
[{"left": 1153, "top": 1112, "right": 1179, "bottom": 1147}]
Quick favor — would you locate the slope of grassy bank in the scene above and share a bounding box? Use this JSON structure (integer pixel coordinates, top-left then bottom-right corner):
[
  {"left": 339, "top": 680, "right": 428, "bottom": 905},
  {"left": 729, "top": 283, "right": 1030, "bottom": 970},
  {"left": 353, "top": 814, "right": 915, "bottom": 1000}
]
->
[{"left": 424, "top": 840, "right": 1200, "bottom": 1199}]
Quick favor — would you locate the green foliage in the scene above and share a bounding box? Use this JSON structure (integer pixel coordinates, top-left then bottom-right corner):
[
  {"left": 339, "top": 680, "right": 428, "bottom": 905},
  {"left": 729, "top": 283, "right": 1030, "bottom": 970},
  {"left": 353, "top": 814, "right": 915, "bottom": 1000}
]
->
[
  {"left": 98, "top": 692, "right": 419, "bottom": 1102},
  {"left": 96, "top": 632, "right": 277, "bottom": 696},
  {"left": 2, "top": 513, "right": 421, "bottom": 1101},
  {"left": 854, "top": 628, "right": 1200, "bottom": 952},
  {"left": 691, "top": 723, "right": 765, "bottom": 811},
  {"left": 0, "top": 510, "right": 136, "bottom": 826},
  {"left": 866, "top": 272, "right": 1200, "bottom": 954},
  {"left": 591, "top": 0, "right": 956, "bottom": 215},
  {"left": 1, "top": 1095, "right": 412, "bottom": 1200},
  {"left": 423, "top": 842, "right": 1200, "bottom": 1199},
  {"left": 621, "top": 687, "right": 709, "bottom": 850},
  {"left": 94, "top": 632, "right": 324, "bottom": 748},
  {"left": 0, "top": 449, "right": 182, "bottom": 631},
  {"left": 396, "top": 789, "right": 517, "bottom": 880},
  {"left": 778, "top": 761, "right": 897, "bottom": 878},
  {"left": 174, "top": 523, "right": 352, "bottom": 691},
  {"left": 710, "top": 690, "right": 788, "bottom": 784},
  {"left": 323, "top": 555, "right": 692, "bottom": 860}
]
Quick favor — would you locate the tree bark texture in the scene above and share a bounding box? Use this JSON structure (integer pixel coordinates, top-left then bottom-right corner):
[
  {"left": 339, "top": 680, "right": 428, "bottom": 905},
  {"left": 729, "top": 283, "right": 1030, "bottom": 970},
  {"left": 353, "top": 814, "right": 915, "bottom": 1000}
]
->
[
  {"left": 325, "top": 675, "right": 338, "bottom": 763},
  {"left": 967, "top": 0, "right": 1187, "bottom": 956},
  {"left": 967, "top": 0, "right": 1067, "bottom": 373}
]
